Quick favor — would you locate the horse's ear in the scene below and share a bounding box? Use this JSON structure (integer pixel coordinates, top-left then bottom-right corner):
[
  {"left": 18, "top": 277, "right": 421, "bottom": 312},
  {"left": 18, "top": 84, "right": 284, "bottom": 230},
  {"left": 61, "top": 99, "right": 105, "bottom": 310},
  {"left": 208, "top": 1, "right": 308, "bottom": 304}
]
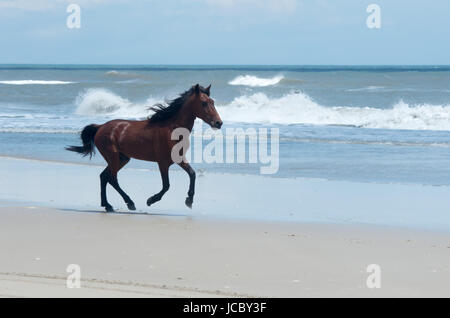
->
[
  {"left": 205, "top": 84, "right": 211, "bottom": 96},
  {"left": 194, "top": 84, "right": 200, "bottom": 96}
]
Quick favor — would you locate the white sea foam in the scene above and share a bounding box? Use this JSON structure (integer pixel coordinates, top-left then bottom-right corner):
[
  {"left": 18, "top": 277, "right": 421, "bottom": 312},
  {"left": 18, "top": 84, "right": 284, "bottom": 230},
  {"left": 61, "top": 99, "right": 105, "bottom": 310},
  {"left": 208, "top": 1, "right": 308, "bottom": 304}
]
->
[
  {"left": 228, "top": 75, "right": 284, "bottom": 87},
  {"left": 0, "top": 80, "right": 75, "bottom": 85},
  {"left": 217, "top": 92, "right": 450, "bottom": 131},
  {"left": 75, "top": 88, "right": 158, "bottom": 118},
  {"left": 73, "top": 89, "right": 450, "bottom": 131}
]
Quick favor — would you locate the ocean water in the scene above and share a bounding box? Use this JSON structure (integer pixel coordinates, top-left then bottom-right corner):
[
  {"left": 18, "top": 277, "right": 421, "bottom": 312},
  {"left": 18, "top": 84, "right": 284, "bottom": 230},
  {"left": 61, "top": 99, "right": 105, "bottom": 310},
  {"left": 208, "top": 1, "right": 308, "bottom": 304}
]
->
[{"left": 1, "top": 65, "right": 450, "bottom": 185}]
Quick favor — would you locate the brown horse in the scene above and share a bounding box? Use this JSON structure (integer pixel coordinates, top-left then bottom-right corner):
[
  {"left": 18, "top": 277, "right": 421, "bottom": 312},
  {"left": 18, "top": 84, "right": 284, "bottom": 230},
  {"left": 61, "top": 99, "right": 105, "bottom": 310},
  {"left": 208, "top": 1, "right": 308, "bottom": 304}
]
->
[{"left": 66, "top": 84, "right": 222, "bottom": 212}]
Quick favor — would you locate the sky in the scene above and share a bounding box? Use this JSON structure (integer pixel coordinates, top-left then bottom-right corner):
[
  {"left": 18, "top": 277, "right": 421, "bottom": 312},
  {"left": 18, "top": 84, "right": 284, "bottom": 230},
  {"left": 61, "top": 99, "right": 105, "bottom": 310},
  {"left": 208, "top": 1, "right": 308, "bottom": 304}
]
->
[{"left": 0, "top": 0, "right": 449, "bottom": 65}]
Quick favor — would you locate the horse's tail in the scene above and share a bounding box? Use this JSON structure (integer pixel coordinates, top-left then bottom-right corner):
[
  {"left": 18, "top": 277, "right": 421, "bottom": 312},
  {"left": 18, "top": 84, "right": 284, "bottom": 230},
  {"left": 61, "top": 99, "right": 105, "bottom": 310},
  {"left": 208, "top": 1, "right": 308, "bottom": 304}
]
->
[{"left": 65, "top": 124, "right": 100, "bottom": 158}]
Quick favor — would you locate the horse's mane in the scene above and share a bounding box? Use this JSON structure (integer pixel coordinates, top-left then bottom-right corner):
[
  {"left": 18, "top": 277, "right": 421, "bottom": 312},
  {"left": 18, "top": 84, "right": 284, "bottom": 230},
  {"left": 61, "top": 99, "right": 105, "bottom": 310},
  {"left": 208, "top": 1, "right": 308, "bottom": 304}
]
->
[{"left": 148, "top": 85, "right": 209, "bottom": 124}]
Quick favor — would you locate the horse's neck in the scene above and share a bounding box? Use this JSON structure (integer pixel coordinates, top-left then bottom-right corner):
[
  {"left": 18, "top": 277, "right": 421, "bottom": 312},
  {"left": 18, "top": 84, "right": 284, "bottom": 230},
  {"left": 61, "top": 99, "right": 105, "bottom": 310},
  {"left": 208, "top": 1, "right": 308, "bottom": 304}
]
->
[{"left": 172, "top": 107, "right": 196, "bottom": 132}]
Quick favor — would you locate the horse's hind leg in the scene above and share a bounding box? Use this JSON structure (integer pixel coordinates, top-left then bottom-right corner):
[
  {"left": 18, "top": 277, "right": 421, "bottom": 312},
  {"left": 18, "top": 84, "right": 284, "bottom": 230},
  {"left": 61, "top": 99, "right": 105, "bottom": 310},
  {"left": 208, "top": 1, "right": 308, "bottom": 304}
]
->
[
  {"left": 100, "top": 151, "right": 135, "bottom": 212},
  {"left": 109, "top": 153, "right": 135, "bottom": 210},
  {"left": 106, "top": 153, "right": 135, "bottom": 211},
  {"left": 147, "top": 163, "right": 170, "bottom": 207},
  {"left": 100, "top": 168, "right": 114, "bottom": 212}
]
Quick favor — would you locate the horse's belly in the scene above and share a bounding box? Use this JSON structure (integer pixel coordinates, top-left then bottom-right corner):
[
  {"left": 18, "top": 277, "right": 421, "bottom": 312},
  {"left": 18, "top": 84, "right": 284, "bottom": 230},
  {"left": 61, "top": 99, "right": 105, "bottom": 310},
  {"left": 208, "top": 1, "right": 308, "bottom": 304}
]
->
[
  {"left": 129, "top": 152, "right": 157, "bottom": 162},
  {"left": 119, "top": 139, "right": 165, "bottom": 163}
]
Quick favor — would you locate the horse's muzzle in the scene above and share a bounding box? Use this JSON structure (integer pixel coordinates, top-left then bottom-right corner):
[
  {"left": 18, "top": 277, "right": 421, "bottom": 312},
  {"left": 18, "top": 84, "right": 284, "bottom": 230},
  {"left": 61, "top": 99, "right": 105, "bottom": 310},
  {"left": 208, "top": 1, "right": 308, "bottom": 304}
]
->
[{"left": 212, "top": 120, "right": 223, "bottom": 129}]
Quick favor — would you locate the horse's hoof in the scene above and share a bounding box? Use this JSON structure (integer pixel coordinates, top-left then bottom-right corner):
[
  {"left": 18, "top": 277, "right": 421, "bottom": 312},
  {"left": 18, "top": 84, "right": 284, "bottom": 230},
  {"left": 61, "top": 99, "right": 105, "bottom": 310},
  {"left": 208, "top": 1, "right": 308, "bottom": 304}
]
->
[
  {"left": 147, "top": 196, "right": 156, "bottom": 206},
  {"left": 127, "top": 202, "right": 136, "bottom": 211},
  {"left": 185, "top": 197, "right": 193, "bottom": 209},
  {"left": 104, "top": 206, "right": 114, "bottom": 212}
]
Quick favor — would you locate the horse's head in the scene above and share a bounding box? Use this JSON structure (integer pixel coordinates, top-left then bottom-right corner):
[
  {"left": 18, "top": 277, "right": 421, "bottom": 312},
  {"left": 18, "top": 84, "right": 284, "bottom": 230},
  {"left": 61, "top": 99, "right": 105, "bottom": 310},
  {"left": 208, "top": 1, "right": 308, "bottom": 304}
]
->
[{"left": 190, "top": 84, "right": 223, "bottom": 129}]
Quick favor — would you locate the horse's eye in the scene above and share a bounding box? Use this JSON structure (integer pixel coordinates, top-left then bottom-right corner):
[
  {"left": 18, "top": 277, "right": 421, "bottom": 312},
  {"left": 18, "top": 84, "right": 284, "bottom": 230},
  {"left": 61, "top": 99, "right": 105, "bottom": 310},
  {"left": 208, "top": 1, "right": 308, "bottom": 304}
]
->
[{"left": 202, "top": 101, "right": 208, "bottom": 107}]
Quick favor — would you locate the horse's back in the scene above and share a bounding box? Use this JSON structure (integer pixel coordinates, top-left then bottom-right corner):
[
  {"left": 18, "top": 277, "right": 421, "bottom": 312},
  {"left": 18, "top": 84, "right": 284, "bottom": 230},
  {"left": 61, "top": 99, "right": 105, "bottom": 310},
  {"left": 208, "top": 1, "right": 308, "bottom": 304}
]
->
[
  {"left": 95, "top": 119, "right": 142, "bottom": 150},
  {"left": 94, "top": 119, "right": 169, "bottom": 162}
]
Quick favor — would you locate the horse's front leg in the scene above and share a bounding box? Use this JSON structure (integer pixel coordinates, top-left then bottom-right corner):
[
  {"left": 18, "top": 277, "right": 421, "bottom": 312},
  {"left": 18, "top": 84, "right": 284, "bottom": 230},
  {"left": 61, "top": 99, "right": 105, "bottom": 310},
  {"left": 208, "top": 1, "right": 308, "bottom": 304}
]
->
[
  {"left": 178, "top": 161, "right": 196, "bottom": 208},
  {"left": 147, "top": 163, "right": 170, "bottom": 207}
]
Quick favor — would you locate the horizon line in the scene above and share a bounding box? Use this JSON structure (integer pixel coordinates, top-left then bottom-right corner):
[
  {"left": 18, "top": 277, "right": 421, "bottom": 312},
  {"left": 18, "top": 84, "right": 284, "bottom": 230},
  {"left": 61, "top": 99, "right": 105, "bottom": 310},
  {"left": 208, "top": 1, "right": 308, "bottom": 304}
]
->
[{"left": 1, "top": 63, "right": 450, "bottom": 67}]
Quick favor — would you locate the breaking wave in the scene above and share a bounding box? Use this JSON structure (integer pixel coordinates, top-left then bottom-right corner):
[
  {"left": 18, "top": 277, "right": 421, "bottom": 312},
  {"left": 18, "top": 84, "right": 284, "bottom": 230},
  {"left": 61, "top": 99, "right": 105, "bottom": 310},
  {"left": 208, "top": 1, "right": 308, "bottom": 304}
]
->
[
  {"left": 228, "top": 75, "right": 284, "bottom": 87},
  {"left": 74, "top": 88, "right": 450, "bottom": 131},
  {"left": 217, "top": 92, "right": 450, "bottom": 131},
  {"left": 75, "top": 88, "right": 158, "bottom": 118}
]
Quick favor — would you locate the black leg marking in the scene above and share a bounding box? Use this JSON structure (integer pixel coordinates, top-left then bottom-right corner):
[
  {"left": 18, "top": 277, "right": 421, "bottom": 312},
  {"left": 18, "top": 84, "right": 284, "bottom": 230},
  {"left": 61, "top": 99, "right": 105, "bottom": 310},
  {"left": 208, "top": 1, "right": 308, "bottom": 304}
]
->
[
  {"left": 100, "top": 168, "right": 114, "bottom": 212},
  {"left": 178, "top": 162, "right": 196, "bottom": 209},
  {"left": 147, "top": 165, "right": 170, "bottom": 207}
]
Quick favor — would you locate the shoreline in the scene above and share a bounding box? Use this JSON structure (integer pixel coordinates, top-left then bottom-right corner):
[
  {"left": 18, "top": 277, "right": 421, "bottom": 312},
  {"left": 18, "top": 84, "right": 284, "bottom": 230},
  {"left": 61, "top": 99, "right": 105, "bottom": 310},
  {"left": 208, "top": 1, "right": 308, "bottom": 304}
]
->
[
  {"left": 2, "top": 152, "right": 450, "bottom": 188},
  {"left": 1, "top": 156, "right": 450, "bottom": 231}
]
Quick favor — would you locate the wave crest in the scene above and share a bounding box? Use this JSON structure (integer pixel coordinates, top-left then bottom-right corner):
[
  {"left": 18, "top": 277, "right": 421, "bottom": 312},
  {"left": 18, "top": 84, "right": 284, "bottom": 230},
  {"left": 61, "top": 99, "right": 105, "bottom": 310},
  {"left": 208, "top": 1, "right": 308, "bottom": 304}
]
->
[
  {"left": 228, "top": 75, "right": 284, "bottom": 87},
  {"left": 73, "top": 89, "right": 450, "bottom": 131},
  {"left": 217, "top": 92, "right": 450, "bottom": 131},
  {"left": 75, "top": 88, "right": 157, "bottom": 118}
]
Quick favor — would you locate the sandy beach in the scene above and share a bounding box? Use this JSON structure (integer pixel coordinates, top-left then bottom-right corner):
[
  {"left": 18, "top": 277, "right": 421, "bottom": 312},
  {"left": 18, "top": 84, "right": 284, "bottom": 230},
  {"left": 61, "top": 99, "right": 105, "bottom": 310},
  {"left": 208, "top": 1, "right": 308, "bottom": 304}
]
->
[
  {"left": 0, "top": 157, "right": 450, "bottom": 297},
  {"left": 1, "top": 207, "right": 450, "bottom": 298}
]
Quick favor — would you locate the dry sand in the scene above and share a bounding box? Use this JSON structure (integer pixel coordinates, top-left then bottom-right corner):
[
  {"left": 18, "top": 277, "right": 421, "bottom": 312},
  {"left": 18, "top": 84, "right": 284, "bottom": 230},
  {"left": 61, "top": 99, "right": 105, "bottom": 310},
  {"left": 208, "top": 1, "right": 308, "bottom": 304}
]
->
[{"left": 0, "top": 206, "right": 449, "bottom": 297}]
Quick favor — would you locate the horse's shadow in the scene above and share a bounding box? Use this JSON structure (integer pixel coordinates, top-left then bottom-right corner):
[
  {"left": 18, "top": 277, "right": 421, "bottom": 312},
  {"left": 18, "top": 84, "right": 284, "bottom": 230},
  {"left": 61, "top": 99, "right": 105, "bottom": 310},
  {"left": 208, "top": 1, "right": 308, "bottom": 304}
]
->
[{"left": 60, "top": 208, "right": 189, "bottom": 218}]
